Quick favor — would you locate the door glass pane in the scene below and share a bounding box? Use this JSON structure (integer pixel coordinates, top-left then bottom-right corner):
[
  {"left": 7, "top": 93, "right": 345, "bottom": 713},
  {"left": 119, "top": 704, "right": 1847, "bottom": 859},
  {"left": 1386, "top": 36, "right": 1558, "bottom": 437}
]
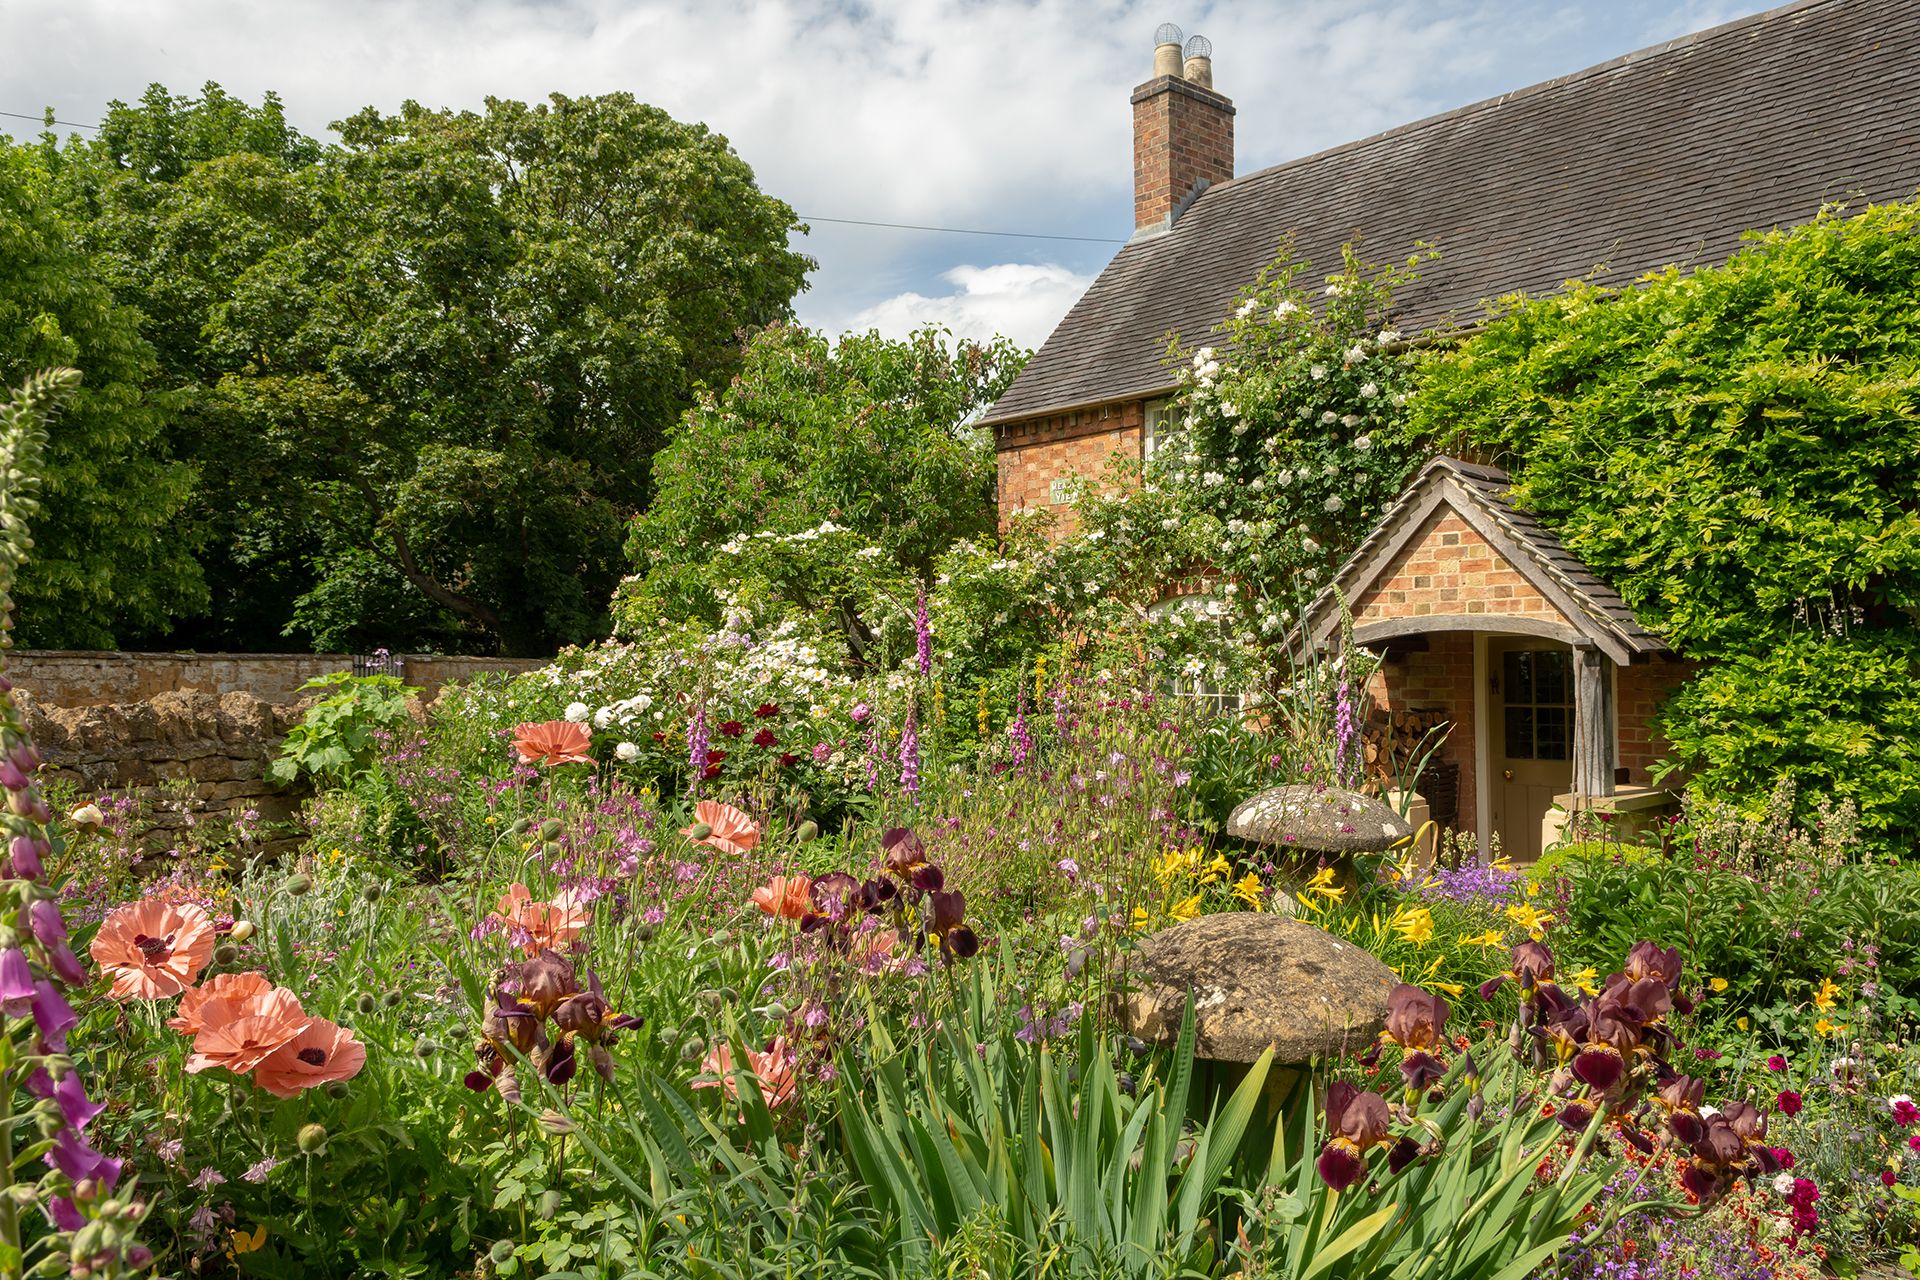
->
[
  {"left": 1503, "top": 651, "right": 1532, "bottom": 704},
  {"left": 1504, "top": 707, "right": 1534, "bottom": 759},
  {"left": 1535, "top": 706, "right": 1569, "bottom": 760},
  {"left": 1535, "top": 652, "right": 1570, "bottom": 704}
]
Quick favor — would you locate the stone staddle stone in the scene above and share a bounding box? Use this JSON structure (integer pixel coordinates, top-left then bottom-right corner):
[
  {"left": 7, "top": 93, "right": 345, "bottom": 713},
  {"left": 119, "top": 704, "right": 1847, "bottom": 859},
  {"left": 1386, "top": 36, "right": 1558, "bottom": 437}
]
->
[
  {"left": 1226, "top": 784, "right": 1412, "bottom": 854},
  {"left": 1121, "top": 913, "right": 1396, "bottom": 1063}
]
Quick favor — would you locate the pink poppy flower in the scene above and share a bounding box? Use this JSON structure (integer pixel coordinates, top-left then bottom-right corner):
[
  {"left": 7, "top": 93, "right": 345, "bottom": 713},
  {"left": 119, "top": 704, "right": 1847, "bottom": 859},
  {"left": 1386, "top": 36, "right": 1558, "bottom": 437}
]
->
[
  {"left": 750, "top": 875, "right": 812, "bottom": 920},
  {"left": 252, "top": 1018, "right": 368, "bottom": 1098},
  {"left": 695, "top": 1036, "right": 797, "bottom": 1111},
  {"left": 512, "top": 721, "right": 594, "bottom": 767},
  {"left": 168, "top": 972, "right": 304, "bottom": 1037},
  {"left": 682, "top": 800, "right": 759, "bottom": 856},
  {"left": 492, "top": 885, "right": 590, "bottom": 957},
  {"left": 90, "top": 899, "right": 217, "bottom": 1000}
]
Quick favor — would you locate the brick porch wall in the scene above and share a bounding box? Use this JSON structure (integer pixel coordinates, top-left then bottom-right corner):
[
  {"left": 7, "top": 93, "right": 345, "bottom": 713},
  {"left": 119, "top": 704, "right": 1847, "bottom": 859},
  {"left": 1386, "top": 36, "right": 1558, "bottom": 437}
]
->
[
  {"left": 1367, "top": 631, "right": 1478, "bottom": 836},
  {"left": 1616, "top": 659, "right": 1699, "bottom": 785},
  {"left": 1353, "top": 510, "right": 1563, "bottom": 624}
]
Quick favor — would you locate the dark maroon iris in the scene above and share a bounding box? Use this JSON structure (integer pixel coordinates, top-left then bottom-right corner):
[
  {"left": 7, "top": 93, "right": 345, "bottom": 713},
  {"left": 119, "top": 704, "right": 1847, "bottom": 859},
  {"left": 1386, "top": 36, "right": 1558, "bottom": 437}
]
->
[
  {"left": 133, "top": 932, "right": 175, "bottom": 963},
  {"left": 297, "top": 1047, "right": 327, "bottom": 1066}
]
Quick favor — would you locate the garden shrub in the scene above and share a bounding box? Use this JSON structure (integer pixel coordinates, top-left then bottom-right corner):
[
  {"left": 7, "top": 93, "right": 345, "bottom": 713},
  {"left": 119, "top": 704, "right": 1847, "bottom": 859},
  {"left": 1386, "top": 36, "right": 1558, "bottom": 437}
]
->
[
  {"left": 267, "top": 671, "right": 419, "bottom": 787},
  {"left": 1413, "top": 198, "right": 1920, "bottom": 845}
]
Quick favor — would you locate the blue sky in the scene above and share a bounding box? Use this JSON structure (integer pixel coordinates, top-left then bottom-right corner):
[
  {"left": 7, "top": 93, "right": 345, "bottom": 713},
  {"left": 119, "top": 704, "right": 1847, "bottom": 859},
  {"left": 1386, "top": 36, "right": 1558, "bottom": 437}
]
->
[{"left": 4, "top": 0, "right": 1764, "bottom": 349}]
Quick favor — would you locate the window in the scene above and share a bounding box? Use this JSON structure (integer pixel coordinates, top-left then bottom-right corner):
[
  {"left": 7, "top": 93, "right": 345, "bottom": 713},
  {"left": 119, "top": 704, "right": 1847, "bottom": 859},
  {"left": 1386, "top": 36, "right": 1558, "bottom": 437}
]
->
[
  {"left": 1148, "top": 593, "right": 1242, "bottom": 717},
  {"left": 1143, "top": 398, "right": 1173, "bottom": 463},
  {"left": 1501, "top": 649, "right": 1573, "bottom": 760}
]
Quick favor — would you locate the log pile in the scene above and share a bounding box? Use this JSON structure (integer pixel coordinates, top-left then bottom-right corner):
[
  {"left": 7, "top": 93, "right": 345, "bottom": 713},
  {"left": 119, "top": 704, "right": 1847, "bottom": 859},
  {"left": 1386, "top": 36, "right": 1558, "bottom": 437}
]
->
[{"left": 1362, "top": 708, "right": 1451, "bottom": 786}]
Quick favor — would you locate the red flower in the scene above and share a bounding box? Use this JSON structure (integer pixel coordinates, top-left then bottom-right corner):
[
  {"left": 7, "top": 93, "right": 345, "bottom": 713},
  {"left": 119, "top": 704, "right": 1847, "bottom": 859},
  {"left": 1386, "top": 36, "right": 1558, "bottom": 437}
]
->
[
  {"left": 652, "top": 731, "right": 666, "bottom": 742},
  {"left": 1775, "top": 1090, "right": 1803, "bottom": 1116},
  {"left": 1766, "top": 1054, "right": 1788, "bottom": 1072},
  {"left": 1881, "top": 1169, "right": 1897, "bottom": 1187},
  {"left": 753, "top": 703, "right": 780, "bottom": 718},
  {"left": 718, "top": 721, "right": 745, "bottom": 738},
  {"left": 752, "top": 728, "right": 778, "bottom": 748},
  {"left": 778, "top": 752, "right": 798, "bottom": 767}
]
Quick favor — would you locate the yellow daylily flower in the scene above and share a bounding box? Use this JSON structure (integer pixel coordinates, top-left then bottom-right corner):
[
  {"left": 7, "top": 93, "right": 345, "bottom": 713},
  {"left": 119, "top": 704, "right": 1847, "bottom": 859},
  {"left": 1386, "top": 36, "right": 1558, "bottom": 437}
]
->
[
  {"left": 1203, "top": 853, "right": 1233, "bottom": 884},
  {"left": 1305, "top": 865, "right": 1338, "bottom": 892},
  {"left": 1293, "top": 892, "right": 1323, "bottom": 916},
  {"left": 1565, "top": 966, "right": 1601, "bottom": 997},
  {"left": 1502, "top": 903, "right": 1555, "bottom": 938},
  {"left": 1130, "top": 906, "right": 1153, "bottom": 932},
  {"left": 1813, "top": 1017, "right": 1838, "bottom": 1036},
  {"left": 1812, "top": 978, "right": 1840, "bottom": 1011},
  {"left": 1231, "top": 873, "right": 1263, "bottom": 907},
  {"left": 1169, "top": 893, "right": 1203, "bottom": 922},
  {"left": 1458, "top": 929, "right": 1507, "bottom": 951},
  {"left": 1393, "top": 906, "right": 1436, "bottom": 946}
]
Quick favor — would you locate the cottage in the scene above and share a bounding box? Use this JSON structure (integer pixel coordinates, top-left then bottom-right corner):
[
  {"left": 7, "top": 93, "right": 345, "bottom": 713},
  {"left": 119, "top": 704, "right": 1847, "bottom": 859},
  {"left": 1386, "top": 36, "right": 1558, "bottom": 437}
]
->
[{"left": 982, "top": 0, "right": 1920, "bottom": 854}]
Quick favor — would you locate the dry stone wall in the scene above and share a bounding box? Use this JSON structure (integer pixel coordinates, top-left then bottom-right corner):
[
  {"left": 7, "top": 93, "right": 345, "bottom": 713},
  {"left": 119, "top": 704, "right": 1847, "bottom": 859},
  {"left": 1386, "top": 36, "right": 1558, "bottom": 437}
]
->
[{"left": 7, "top": 650, "right": 544, "bottom": 708}]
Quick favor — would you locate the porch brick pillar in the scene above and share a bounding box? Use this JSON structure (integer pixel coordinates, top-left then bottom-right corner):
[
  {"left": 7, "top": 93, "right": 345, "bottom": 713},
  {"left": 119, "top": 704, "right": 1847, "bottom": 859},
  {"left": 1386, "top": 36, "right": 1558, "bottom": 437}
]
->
[{"left": 1571, "top": 645, "right": 1615, "bottom": 799}]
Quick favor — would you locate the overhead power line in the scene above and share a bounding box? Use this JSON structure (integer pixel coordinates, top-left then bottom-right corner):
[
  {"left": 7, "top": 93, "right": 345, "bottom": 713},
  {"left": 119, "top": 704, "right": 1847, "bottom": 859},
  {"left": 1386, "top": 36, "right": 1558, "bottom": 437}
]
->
[
  {"left": 799, "top": 214, "right": 1122, "bottom": 244},
  {"left": 6, "top": 108, "right": 1121, "bottom": 245}
]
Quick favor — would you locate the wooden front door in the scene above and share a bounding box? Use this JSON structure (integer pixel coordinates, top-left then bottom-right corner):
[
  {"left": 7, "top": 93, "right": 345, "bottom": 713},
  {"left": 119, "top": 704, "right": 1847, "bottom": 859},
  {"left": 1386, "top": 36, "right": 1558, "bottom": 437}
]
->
[{"left": 1489, "top": 640, "right": 1574, "bottom": 861}]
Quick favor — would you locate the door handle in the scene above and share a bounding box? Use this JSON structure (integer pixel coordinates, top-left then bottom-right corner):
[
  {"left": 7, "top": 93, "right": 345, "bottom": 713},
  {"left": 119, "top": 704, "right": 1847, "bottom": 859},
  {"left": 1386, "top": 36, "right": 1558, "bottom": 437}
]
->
[{"left": 1503, "top": 769, "right": 1514, "bottom": 781}]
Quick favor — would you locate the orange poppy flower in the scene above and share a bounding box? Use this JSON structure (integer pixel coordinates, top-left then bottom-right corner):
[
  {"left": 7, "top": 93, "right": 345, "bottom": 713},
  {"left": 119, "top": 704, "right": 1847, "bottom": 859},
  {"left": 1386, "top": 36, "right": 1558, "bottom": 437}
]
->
[
  {"left": 750, "top": 875, "right": 812, "bottom": 920},
  {"left": 512, "top": 720, "right": 594, "bottom": 767},
  {"left": 186, "top": 1011, "right": 310, "bottom": 1076},
  {"left": 251, "top": 1017, "right": 368, "bottom": 1098},
  {"left": 695, "top": 1036, "right": 797, "bottom": 1110},
  {"left": 493, "top": 884, "right": 590, "bottom": 957},
  {"left": 167, "top": 972, "right": 305, "bottom": 1037},
  {"left": 90, "top": 898, "right": 217, "bottom": 1000},
  {"left": 682, "top": 800, "right": 760, "bottom": 856}
]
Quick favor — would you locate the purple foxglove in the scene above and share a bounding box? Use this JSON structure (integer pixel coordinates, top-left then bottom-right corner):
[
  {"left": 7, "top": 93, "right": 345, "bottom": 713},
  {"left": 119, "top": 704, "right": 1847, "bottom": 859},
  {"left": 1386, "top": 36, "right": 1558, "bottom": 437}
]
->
[
  {"left": 28, "top": 898, "right": 66, "bottom": 947},
  {"left": 0, "top": 946, "right": 34, "bottom": 1016},
  {"left": 31, "top": 981, "right": 76, "bottom": 1052}
]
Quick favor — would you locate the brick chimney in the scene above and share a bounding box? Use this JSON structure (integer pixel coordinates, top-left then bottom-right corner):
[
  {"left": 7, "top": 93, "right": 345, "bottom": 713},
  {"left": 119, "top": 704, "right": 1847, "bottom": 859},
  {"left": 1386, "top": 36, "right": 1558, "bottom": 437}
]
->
[{"left": 1132, "top": 27, "right": 1234, "bottom": 237}]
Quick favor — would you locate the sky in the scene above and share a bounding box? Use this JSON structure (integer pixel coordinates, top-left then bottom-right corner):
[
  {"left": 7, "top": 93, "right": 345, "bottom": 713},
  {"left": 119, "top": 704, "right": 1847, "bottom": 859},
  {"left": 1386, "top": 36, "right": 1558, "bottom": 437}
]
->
[{"left": 3, "top": 0, "right": 1767, "bottom": 351}]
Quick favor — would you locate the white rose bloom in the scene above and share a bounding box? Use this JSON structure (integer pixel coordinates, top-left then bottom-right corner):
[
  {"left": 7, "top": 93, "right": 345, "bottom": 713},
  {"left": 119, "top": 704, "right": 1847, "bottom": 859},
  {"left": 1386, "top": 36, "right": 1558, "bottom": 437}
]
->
[
  {"left": 1345, "top": 343, "right": 1369, "bottom": 363},
  {"left": 1377, "top": 328, "right": 1402, "bottom": 344},
  {"left": 1193, "top": 346, "right": 1216, "bottom": 365},
  {"left": 1302, "top": 536, "right": 1321, "bottom": 553},
  {"left": 1341, "top": 414, "right": 1360, "bottom": 429},
  {"left": 1277, "top": 469, "right": 1294, "bottom": 486},
  {"left": 564, "top": 701, "right": 591, "bottom": 723},
  {"left": 1324, "top": 495, "right": 1345, "bottom": 513},
  {"left": 1249, "top": 477, "right": 1265, "bottom": 492},
  {"left": 1321, "top": 411, "right": 1338, "bottom": 424},
  {"left": 1235, "top": 298, "right": 1258, "bottom": 318},
  {"left": 1355, "top": 434, "right": 1374, "bottom": 452},
  {"left": 593, "top": 707, "right": 614, "bottom": 729},
  {"left": 1359, "top": 382, "right": 1379, "bottom": 399},
  {"left": 1310, "top": 364, "right": 1328, "bottom": 381},
  {"left": 614, "top": 741, "right": 640, "bottom": 762},
  {"left": 1274, "top": 300, "right": 1299, "bottom": 317},
  {"left": 1324, "top": 283, "right": 1343, "bottom": 296}
]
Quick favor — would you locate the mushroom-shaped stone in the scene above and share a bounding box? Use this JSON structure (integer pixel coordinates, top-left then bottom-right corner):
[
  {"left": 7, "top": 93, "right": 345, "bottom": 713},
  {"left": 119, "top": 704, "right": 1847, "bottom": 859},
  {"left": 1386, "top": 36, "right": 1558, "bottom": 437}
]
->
[
  {"left": 1227, "top": 784, "right": 1411, "bottom": 854},
  {"left": 1120, "top": 913, "right": 1396, "bottom": 1064}
]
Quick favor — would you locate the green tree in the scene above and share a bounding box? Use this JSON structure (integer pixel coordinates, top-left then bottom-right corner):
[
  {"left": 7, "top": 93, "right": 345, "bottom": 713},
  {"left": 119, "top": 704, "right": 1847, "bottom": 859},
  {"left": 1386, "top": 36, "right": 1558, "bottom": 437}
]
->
[
  {"left": 0, "top": 142, "right": 200, "bottom": 647},
  {"left": 617, "top": 323, "right": 1027, "bottom": 660},
  {"left": 1412, "top": 198, "right": 1920, "bottom": 843},
  {"left": 45, "top": 86, "right": 813, "bottom": 655}
]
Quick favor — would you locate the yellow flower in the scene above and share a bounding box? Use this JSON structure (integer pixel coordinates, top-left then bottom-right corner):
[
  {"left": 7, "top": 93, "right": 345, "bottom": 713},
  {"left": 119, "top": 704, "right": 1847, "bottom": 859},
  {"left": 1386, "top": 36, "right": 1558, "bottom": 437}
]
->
[
  {"left": 1709, "top": 977, "right": 1729, "bottom": 993},
  {"left": 1202, "top": 853, "right": 1232, "bottom": 884},
  {"left": 1565, "top": 966, "right": 1601, "bottom": 997},
  {"left": 1431, "top": 980, "right": 1465, "bottom": 997},
  {"left": 1231, "top": 873, "right": 1263, "bottom": 907},
  {"left": 1393, "top": 906, "right": 1436, "bottom": 946},
  {"left": 1812, "top": 977, "right": 1839, "bottom": 1011},
  {"left": 1305, "top": 866, "right": 1337, "bottom": 892},
  {"left": 1502, "top": 903, "right": 1554, "bottom": 938},
  {"left": 1813, "top": 1017, "right": 1838, "bottom": 1036},
  {"left": 1316, "top": 883, "right": 1347, "bottom": 904},
  {"left": 484, "top": 814, "right": 499, "bottom": 826},
  {"left": 1458, "top": 929, "right": 1506, "bottom": 951},
  {"left": 1130, "top": 906, "right": 1153, "bottom": 932},
  {"left": 1152, "top": 851, "right": 1185, "bottom": 886},
  {"left": 231, "top": 1225, "right": 267, "bottom": 1256},
  {"left": 1169, "top": 893, "right": 1203, "bottom": 922},
  {"left": 1736, "top": 1017, "right": 1750, "bottom": 1031},
  {"left": 1292, "top": 892, "right": 1323, "bottom": 916}
]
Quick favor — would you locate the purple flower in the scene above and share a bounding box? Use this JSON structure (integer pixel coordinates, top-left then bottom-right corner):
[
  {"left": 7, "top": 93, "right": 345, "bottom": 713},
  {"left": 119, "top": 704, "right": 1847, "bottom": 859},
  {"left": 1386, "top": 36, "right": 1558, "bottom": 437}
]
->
[
  {"left": 8, "top": 835, "right": 42, "bottom": 881},
  {"left": 0, "top": 947, "right": 33, "bottom": 1017},
  {"left": 850, "top": 702, "right": 873, "bottom": 724},
  {"left": 899, "top": 703, "right": 921, "bottom": 797},
  {"left": 31, "top": 981, "right": 76, "bottom": 1052},
  {"left": 242, "top": 1157, "right": 278, "bottom": 1184},
  {"left": 686, "top": 706, "right": 710, "bottom": 794},
  {"left": 27, "top": 899, "right": 67, "bottom": 948},
  {"left": 191, "top": 1166, "right": 226, "bottom": 1191},
  {"left": 915, "top": 586, "right": 932, "bottom": 677}
]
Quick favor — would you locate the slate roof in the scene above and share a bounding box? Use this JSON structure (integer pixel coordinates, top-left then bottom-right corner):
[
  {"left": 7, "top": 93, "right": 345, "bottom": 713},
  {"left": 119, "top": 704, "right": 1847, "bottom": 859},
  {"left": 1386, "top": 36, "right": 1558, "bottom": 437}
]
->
[
  {"left": 983, "top": 0, "right": 1920, "bottom": 427},
  {"left": 1300, "top": 457, "right": 1671, "bottom": 663}
]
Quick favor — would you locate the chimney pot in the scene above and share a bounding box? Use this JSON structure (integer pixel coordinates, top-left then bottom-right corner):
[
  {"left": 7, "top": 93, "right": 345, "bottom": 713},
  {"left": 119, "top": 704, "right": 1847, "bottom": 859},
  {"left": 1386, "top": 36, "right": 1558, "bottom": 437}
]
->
[
  {"left": 1152, "top": 23, "right": 1185, "bottom": 78},
  {"left": 1182, "top": 34, "right": 1213, "bottom": 88}
]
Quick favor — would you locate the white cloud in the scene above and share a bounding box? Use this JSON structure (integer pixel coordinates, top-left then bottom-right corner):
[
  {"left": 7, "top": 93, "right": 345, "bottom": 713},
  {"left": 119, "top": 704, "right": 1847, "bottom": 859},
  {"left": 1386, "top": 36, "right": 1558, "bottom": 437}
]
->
[{"left": 844, "top": 262, "right": 1095, "bottom": 350}]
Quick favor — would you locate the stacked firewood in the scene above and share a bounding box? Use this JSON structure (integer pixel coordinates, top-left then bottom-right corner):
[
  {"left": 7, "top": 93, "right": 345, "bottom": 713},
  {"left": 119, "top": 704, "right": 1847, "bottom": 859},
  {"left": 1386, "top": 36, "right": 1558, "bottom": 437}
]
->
[{"left": 1362, "top": 708, "right": 1451, "bottom": 784}]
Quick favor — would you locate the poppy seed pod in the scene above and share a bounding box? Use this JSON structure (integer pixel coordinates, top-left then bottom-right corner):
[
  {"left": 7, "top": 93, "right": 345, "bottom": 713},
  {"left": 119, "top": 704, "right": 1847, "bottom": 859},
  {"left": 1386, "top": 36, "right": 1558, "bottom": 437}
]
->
[
  {"left": 541, "top": 841, "right": 564, "bottom": 861},
  {"left": 284, "top": 874, "right": 313, "bottom": 897},
  {"left": 296, "top": 1123, "right": 328, "bottom": 1154},
  {"left": 324, "top": 1080, "right": 351, "bottom": 1100},
  {"left": 413, "top": 1037, "right": 438, "bottom": 1058},
  {"left": 489, "top": 1240, "right": 515, "bottom": 1265},
  {"left": 383, "top": 990, "right": 405, "bottom": 1009}
]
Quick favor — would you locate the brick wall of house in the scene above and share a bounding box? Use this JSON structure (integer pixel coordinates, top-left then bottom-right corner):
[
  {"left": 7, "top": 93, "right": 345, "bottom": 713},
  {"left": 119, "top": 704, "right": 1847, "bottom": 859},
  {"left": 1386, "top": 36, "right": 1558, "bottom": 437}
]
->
[
  {"left": 994, "top": 399, "right": 1147, "bottom": 533},
  {"left": 1352, "top": 510, "right": 1566, "bottom": 626},
  {"left": 1616, "top": 659, "right": 1699, "bottom": 785},
  {"left": 1368, "top": 631, "right": 1478, "bottom": 836}
]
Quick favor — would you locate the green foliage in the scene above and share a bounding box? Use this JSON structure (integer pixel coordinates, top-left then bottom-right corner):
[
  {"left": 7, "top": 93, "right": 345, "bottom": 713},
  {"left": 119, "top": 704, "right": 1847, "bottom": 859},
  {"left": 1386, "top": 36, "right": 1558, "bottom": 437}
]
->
[
  {"left": 0, "top": 143, "right": 201, "bottom": 646},
  {"left": 0, "top": 367, "right": 78, "bottom": 609},
  {"left": 269, "top": 672, "right": 420, "bottom": 787},
  {"left": 1413, "top": 198, "right": 1920, "bottom": 842},
  {"left": 37, "top": 84, "right": 814, "bottom": 655},
  {"left": 619, "top": 323, "right": 1026, "bottom": 657}
]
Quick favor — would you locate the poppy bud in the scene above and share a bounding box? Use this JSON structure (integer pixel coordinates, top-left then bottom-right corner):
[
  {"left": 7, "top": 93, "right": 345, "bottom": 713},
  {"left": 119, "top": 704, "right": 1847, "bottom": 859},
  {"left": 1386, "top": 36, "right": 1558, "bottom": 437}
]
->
[
  {"left": 633, "top": 922, "right": 655, "bottom": 943},
  {"left": 214, "top": 944, "right": 240, "bottom": 965},
  {"left": 489, "top": 1239, "right": 515, "bottom": 1265},
  {"left": 413, "top": 1037, "right": 438, "bottom": 1058},
  {"left": 795, "top": 820, "right": 819, "bottom": 843},
  {"left": 296, "top": 1123, "right": 328, "bottom": 1154},
  {"left": 229, "top": 920, "right": 255, "bottom": 943},
  {"left": 383, "top": 990, "right": 405, "bottom": 1009},
  {"left": 284, "top": 874, "right": 312, "bottom": 897},
  {"left": 511, "top": 818, "right": 533, "bottom": 836},
  {"left": 680, "top": 1037, "right": 706, "bottom": 1063},
  {"left": 541, "top": 841, "right": 564, "bottom": 861},
  {"left": 355, "top": 993, "right": 378, "bottom": 1016},
  {"left": 325, "top": 1080, "right": 351, "bottom": 1100},
  {"left": 361, "top": 883, "right": 385, "bottom": 904},
  {"left": 539, "top": 819, "right": 564, "bottom": 841}
]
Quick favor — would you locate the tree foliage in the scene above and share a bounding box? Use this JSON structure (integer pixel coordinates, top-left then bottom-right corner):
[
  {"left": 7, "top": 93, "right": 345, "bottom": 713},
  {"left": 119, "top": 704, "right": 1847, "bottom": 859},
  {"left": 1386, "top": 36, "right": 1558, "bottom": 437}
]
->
[
  {"left": 33, "top": 84, "right": 813, "bottom": 655},
  {"left": 618, "top": 323, "right": 1027, "bottom": 662},
  {"left": 0, "top": 143, "right": 200, "bottom": 647},
  {"left": 1413, "top": 198, "right": 1920, "bottom": 842}
]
